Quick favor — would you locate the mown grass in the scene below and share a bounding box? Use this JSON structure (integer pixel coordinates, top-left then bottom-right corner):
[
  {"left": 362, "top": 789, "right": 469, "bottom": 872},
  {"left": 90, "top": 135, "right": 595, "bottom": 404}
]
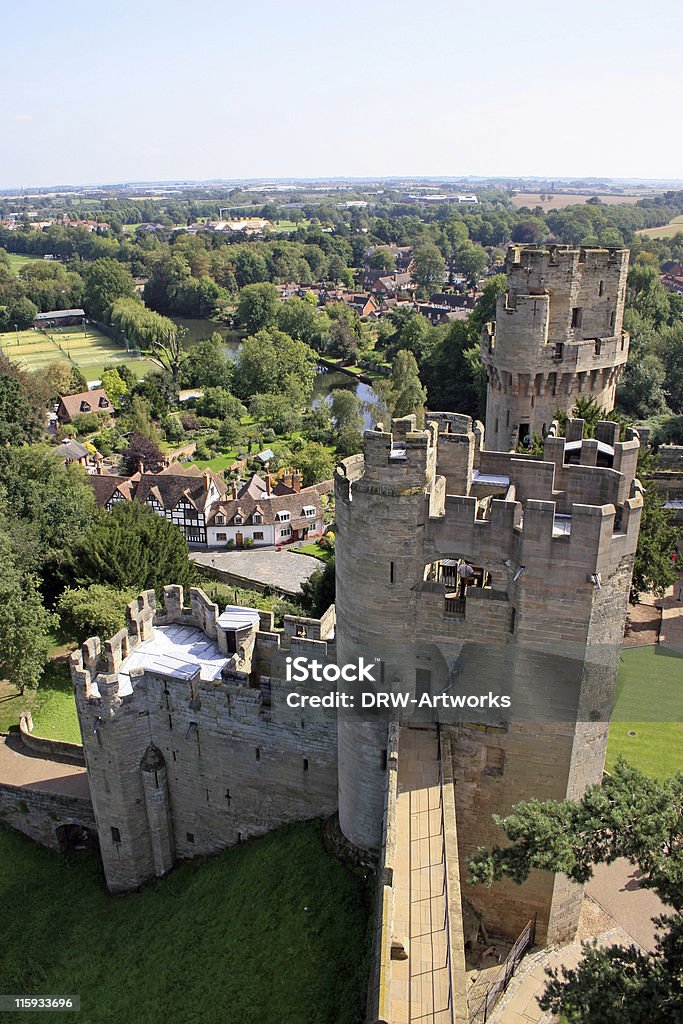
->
[
  {"left": 0, "top": 658, "right": 81, "bottom": 745},
  {"left": 606, "top": 646, "right": 683, "bottom": 778},
  {"left": 292, "top": 542, "right": 332, "bottom": 563},
  {"left": 0, "top": 822, "right": 371, "bottom": 1024},
  {"left": 636, "top": 214, "right": 683, "bottom": 239}
]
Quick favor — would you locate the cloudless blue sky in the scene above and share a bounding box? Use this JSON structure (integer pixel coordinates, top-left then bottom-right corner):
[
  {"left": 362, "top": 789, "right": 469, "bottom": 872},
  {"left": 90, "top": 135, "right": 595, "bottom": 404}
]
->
[{"left": 2, "top": 0, "right": 682, "bottom": 188}]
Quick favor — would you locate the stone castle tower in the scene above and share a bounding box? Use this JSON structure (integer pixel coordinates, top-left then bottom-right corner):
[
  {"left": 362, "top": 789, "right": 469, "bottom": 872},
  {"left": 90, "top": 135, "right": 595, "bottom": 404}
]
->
[
  {"left": 481, "top": 244, "right": 630, "bottom": 452},
  {"left": 334, "top": 413, "right": 642, "bottom": 943}
]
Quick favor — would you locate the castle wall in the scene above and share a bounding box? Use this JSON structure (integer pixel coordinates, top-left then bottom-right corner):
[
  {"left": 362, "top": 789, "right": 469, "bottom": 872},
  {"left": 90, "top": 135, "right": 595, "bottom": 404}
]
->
[{"left": 73, "top": 590, "right": 339, "bottom": 893}]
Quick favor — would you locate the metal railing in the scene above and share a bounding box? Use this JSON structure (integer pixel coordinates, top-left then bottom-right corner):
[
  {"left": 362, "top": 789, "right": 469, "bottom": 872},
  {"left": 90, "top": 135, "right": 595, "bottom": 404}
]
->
[{"left": 469, "top": 916, "right": 537, "bottom": 1023}]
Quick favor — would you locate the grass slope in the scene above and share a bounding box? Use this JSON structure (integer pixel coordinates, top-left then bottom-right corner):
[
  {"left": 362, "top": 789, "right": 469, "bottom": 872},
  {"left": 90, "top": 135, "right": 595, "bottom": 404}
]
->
[
  {"left": 0, "top": 658, "right": 80, "bottom": 744},
  {"left": 0, "top": 822, "right": 370, "bottom": 1024},
  {"left": 606, "top": 645, "right": 683, "bottom": 778},
  {"left": 636, "top": 214, "right": 683, "bottom": 239}
]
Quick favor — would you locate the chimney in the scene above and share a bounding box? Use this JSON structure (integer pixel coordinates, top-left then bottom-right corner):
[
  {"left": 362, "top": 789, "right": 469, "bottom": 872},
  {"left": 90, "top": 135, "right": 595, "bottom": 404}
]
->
[
  {"left": 282, "top": 470, "right": 293, "bottom": 491},
  {"left": 292, "top": 472, "right": 301, "bottom": 493},
  {"left": 138, "top": 460, "right": 145, "bottom": 475},
  {"left": 265, "top": 474, "right": 271, "bottom": 497},
  {"left": 203, "top": 471, "right": 211, "bottom": 492},
  {"left": 96, "top": 462, "right": 102, "bottom": 475},
  {"left": 231, "top": 482, "right": 238, "bottom": 499}
]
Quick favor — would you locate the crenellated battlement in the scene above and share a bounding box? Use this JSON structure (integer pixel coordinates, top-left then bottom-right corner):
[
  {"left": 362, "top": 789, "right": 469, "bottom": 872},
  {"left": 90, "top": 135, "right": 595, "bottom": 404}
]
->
[{"left": 481, "top": 245, "right": 630, "bottom": 451}]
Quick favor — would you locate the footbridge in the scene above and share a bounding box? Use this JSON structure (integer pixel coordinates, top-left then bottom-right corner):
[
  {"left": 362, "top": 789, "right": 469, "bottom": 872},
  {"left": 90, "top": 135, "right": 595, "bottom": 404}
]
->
[{"left": 368, "top": 724, "right": 469, "bottom": 1024}]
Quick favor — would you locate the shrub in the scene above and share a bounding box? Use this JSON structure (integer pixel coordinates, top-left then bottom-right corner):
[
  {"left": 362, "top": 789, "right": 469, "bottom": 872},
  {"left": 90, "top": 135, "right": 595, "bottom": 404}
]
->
[{"left": 227, "top": 539, "right": 235, "bottom": 550}]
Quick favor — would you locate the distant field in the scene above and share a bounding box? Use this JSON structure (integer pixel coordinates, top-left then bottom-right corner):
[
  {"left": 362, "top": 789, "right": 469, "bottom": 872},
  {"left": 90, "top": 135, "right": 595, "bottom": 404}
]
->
[
  {"left": 636, "top": 214, "right": 683, "bottom": 239},
  {"left": 270, "top": 218, "right": 312, "bottom": 232},
  {"left": 4, "top": 252, "right": 45, "bottom": 272},
  {"left": 0, "top": 324, "right": 158, "bottom": 381},
  {"left": 510, "top": 192, "right": 642, "bottom": 210}
]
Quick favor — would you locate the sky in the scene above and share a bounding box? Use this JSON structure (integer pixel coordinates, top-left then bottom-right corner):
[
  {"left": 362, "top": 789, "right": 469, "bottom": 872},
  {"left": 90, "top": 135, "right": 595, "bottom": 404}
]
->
[{"left": 2, "top": 0, "right": 682, "bottom": 189}]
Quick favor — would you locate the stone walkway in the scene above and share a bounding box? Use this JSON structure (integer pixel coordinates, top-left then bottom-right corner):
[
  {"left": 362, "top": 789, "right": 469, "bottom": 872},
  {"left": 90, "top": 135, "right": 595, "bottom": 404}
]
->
[
  {"left": 389, "top": 727, "right": 453, "bottom": 1023},
  {"left": 192, "top": 548, "right": 322, "bottom": 596},
  {"left": 0, "top": 733, "right": 89, "bottom": 798}
]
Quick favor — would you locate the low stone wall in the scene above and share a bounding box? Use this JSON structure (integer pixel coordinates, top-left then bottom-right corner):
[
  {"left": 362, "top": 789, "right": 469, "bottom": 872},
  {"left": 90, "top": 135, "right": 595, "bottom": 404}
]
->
[
  {"left": 19, "top": 712, "right": 85, "bottom": 766},
  {"left": 0, "top": 781, "right": 95, "bottom": 850},
  {"left": 366, "top": 722, "right": 399, "bottom": 1024}
]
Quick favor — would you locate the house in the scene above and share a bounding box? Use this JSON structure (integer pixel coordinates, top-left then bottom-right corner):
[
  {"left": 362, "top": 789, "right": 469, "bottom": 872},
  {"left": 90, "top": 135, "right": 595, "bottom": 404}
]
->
[
  {"left": 369, "top": 273, "right": 416, "bottom": 299},
  {"left": 430, "top": 292, "right": 476, "bottom": 310},
  {"left": 56, "top": 388, "right": 112, "bottom": 425},
  {"left": 88, "top": 464, "right": 225, "bottom": 547},
  {"left": 661, "top": 262, "right": 683, "bottom": 294},
  {"left": 206, "top": 472, "right": 333, "bottom": 548},
  {"left": 347, "top": 294, "right": 378, "bottom": 317},
  {"left": 56, "top": 437, "right": 102, "bottom": 471},
  {"left": 34, "top": 308, "right": 86, "bottom": 328}
]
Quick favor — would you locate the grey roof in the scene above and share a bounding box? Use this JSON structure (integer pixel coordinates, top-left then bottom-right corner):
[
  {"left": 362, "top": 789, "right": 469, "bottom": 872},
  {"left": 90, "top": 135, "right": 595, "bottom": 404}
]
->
[
  {"left": 58, "top": 437, "right": 90, "bottom": 459},
  {"left": 257, "top": 448, "right": 275, "bottom": 462},
  {"left": 34, "top": 308, "right": 85, "bottom": 321}
]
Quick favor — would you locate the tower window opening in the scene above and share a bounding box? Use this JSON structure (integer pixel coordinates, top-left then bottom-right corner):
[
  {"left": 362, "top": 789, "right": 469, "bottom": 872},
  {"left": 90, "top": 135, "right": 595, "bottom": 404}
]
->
[
  {"left": 599, "top": 279, "right": 604, "bottom": 297},
  {"left": 571, "top": 307, "right": 583, "bottom": 329},
  {"left": 389, "top": 561, "right": 395, "bottom": 584},
  {"left": 111, "top": 826, "right": 121, "bottom": 844},
  {"left": 381, "top": 748, "right": 388, "bottom": 771},
  {"left": 255, "top": 747, "right": 260, "bottom": 761},
  {"left": 595, "top": 339, "right": 602, "bottom": 356},
  {"left": 303, "top": 758, "right": 309, "bottom": 772},
  {"left": 186, "top": 832, "right": 194, "bottom": 844}
]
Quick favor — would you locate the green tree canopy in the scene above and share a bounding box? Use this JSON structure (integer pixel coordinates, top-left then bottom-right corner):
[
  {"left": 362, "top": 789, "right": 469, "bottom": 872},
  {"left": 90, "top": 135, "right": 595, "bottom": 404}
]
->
[
  {"left": 58, "top": 583, "right": 137, "bottom": 644},
  {"left": 82, "top": 258, "right": 136, "bottom": 320},
  {"left": 232, "top": 328, "right": 317, "bottom": 402},
  {"left": 74, "top": 502, "right": 196, "bottom": 595},
  {"left": 411, "top": 243, "right": 446, "bottom": 292},
  {"left": 237, "top": 282, "right": 280, "bottom": 334},
  {"left": 0, "top": 522, "right": 55, "bottom": 690},
  {"left": 468, "top": 760, "right": 683, "bottom": 1024},
  {"left": 179, "top": 333, "right": 233, "bottom": 391}
]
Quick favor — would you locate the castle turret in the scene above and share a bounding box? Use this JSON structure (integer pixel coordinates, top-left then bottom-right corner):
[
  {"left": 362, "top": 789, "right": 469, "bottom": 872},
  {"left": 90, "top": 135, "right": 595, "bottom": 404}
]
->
[
  {"left": 335, "top": 412, "right": 643, "bottom": 944},
  {"left": 481, "top": 245, "right": 630, "bottom": 451}
]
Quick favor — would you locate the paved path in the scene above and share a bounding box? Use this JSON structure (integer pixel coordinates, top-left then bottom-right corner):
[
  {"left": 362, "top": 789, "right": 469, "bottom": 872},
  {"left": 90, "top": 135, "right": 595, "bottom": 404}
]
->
[
  {"left": 389, "top": 727, "right": 453, "bottom": 1023},
  {"left": 586, "top": 858, "right": 667, "bottom": 951},
  {"left": 192, "top": 548, "right": 322, "bottom": 596},
  {"left": 0, "top": 733, "right": 90, "bottom": 798}
]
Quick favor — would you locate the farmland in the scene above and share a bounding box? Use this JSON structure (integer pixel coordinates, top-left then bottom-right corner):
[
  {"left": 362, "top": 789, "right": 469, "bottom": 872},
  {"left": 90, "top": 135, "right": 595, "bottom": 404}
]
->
[
  {"left": 510, "top": 192, "right": 643, "bottom": 210},
  {"left": 636, "top": 214, "right": 683, "bottom": 239},
  {"left": 0, "top": 324, "right": 158, "bottom": 381}
]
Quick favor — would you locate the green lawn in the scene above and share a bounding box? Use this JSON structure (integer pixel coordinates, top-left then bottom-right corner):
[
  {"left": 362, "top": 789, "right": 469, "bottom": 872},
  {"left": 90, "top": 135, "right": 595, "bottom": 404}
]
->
[
  {"left": 0, "top": 822, "right": 370, "bottom": 1024},
  {"left": 0, "top": 658, "right": 81, "bottom": 745},
  {"left": 292, "top": 542, "right": 332, "bottom": 563},
  {"left": 5, "top": 252, "right": 45, "bottom": 272},
  {"left": 606, "top": 646, "right": 683, "bottom": 778}
]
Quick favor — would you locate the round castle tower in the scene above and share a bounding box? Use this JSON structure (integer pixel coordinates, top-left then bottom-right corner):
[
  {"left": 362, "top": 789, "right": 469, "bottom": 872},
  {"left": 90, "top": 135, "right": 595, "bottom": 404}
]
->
[
  {"left": 481, "top": 244, "right": 630, "bottom": 451},
  {"left": 334, "top": 416, "right": 439, "bottom": 851}
]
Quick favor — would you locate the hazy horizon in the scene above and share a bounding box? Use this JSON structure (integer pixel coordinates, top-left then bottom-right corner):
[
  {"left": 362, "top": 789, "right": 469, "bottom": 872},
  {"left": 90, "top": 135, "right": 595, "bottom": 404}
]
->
[{"left": 3, "top": 0, "right": 682, "bottom": 190}]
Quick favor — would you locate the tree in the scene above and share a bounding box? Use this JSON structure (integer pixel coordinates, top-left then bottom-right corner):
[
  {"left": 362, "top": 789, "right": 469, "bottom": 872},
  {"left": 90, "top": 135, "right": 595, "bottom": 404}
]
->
[
  {"left": 330, "top": 389, "right": 363, "bottom": 433},
  {"left": 82, "top": 258, "right": 136, "bottom": 320},
  {"left": 292, "top": 442, "right": 336, "bottom": 487},
  {"left": 468, "top": 760, "right": 683, "bottom": 1024},
  {"left": 277, "top": 297, "right": 328, "bottom": 349},
  {"left": 179, "top": 333, "right": 233, "bottom": 390},
  {"left": 0, "top": 355, "right": 45, "bottom": 445},
  {"left": 58, "top": 583, "right": 137, "bottom": 643},
  {"left": 411, "top": 243, "right": 446, "bottom": 292},
  {"left": 327, "top": 321, "right": 360, "bottom": 360},
  {"left": 299, "top": 557, "right": 336, "bottom": 617},
  {"left": 631, "top": 469, "right": 680, "bottom": 601},
  {"left": 196, "top": 388, "right": 245, "bottom": 422},
  {"left": 0, "top": 524, "right": 55, "bottom": 690},
  {"left": 237, "top": 282, "right": 280, "bottom": 333},
  {"left": 453, "top": 242, "right": 488, "bottom": 285},
  {"left": 100, "top": 368, "right": 128, "bottom": 408},
  {"left": 119, "top": 395, "right": 161, "bottom": 443},
  {"left": 249, "top": 392, "right": 302, "bottom": 435},
  {"left": 232, "top": 329, "right": 317, "bottom": 402},
  {"left": 385, "top": 351, "right": 427, "bottom": 420},
  {"left": 367, "top": 247, "right": 396, "bottom": 273},
  {"left": 121, "top": 432, "right": 165, "bottom": 475},
  {"left": 75, "top": 502, "right": 197, "bottom": 595}
]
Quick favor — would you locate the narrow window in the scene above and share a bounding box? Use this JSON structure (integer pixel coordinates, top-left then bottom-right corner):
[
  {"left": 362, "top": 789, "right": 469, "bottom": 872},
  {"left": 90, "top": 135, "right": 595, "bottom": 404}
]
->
[
  {"left": 186, "top": 832, "right": 194, "bottom": 844},
  {"left": 510, "top": 608, "right": 516, "bottom": 633},
  {"left": 255, "top": 747, "right": 260, "bottom": 761},
  {"left": 206, "top": 787, "right": 210, "bottom": 802},
  {"left": 172, "top": 751, "right": 176, "bottom": 762},
  {"left": 168, "top": 714, "right": 173, "bottom": 731},
  {"left": 494, "top": 417, "right": 498, "bottom": 433},
  {"left": 571, "top": 307, "right": 582, "bottom": 329},
  {"left": 594, "top": 339, "right": 602, "bottom": 356},
  {"left": 111, "top": 826, "right": 121, "bottom": 844},
  {"left": 381, "top": 748, "right": 388, "bottom": 771},
  {"left": 554, "top": 342, "right": 563, "bottom": 359},
  {"left": 506, "top": 409, "right": 510, "bottom": 427},
  {"left": 389, "top": 561, "right": 395, "bottom": 584},
  {"left": 225, "top": 789, "right": 231, "bottom": 804},
  {"left": 599, "top": 279, "right": 604, "bottom": 297},
  {"left": 610, "top": 310, "right": 615, "bottom": 329},
  {"left": 303, "top": 758, "right": 309, "bottom": 773}
]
